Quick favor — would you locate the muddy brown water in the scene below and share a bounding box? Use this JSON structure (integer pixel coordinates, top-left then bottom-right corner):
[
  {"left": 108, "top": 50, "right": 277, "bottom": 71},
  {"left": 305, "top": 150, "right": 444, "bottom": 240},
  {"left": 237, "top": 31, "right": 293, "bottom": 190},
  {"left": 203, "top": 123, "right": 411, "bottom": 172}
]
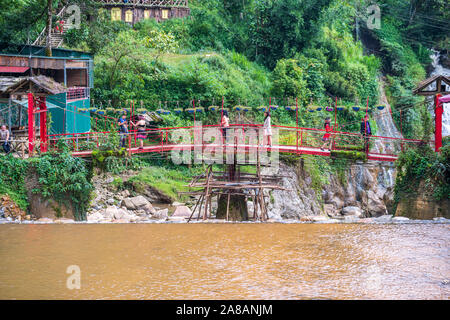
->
[{"left": 0, "top": 223, "right": 449, "bottom": 299}]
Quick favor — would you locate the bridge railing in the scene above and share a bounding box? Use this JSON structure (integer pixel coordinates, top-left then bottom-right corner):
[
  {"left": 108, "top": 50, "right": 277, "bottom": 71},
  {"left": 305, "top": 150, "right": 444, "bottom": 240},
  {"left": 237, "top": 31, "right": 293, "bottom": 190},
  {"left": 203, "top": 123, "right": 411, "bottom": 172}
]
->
[{"left": 46, "top": 123, "right": 433, "bottom": 159}]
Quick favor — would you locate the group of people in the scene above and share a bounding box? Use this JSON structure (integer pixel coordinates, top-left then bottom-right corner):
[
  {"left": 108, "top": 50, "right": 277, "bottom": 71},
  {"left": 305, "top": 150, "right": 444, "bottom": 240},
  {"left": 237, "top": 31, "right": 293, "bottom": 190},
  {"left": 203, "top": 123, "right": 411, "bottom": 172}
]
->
[
  {"left": 220, "top": 110, "right": 272, "bottom": 146},
  {"left": 117, "top": 114, "right": 147, "bottom": 150},
  {"left": 115, "top": 111, "right": 371, "bottom": 152},
  {"left": 320, "top": 114, "right": 372, "bottom": 152},
  {"left": 221, "top": 111, "right": 371, "bottom": 151}
]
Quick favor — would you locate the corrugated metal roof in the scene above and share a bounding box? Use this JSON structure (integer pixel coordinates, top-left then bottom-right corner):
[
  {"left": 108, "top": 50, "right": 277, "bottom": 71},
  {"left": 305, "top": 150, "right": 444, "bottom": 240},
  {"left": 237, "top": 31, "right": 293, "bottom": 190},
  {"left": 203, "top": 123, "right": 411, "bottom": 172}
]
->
[{"left": 0, "top": 66, "right": 29, "bottom": 73}]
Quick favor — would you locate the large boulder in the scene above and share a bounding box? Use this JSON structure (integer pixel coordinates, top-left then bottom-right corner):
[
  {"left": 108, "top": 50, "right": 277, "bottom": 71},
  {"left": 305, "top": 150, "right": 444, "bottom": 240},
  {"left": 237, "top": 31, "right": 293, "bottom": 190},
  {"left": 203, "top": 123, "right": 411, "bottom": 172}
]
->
[
  {"left": 341, "top": 206, "right": 363, "bottom": 217},
  {"left": 103, "top": 206, "right": 117, "bottom": 219},
  {"left": 172, "top": 206, "right": 192, "bottom": 217},
  {"left": 121, "top": 196, "right": 156, "bottom": 214},
  {"left": 153, "top": 208, "right": 169, "bottom": 220},
  {"left": 114, "top": 208, "right": 129, "bottom": 220}
]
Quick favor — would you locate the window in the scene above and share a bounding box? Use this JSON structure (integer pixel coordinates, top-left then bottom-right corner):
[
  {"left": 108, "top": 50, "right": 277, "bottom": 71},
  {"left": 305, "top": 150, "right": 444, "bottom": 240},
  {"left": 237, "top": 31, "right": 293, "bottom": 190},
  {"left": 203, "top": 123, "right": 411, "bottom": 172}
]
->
[
  {"left": 125, "top": 10, "right": 133, "bottom": 23},
  {"left": 144, "top": 10, "right": 150, "bottom": 19},
  {"left": 162, "top": 9, "right": 169, "bottom": 20},
  {"left": 111, "top": 8, "right": 121, "bottom": 21}
]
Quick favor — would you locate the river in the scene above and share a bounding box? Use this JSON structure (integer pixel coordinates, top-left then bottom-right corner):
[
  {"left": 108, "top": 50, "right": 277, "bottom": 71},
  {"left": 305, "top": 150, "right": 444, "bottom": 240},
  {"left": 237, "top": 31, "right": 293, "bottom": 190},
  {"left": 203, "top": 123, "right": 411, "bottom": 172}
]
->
[{"left": 0, "top": 223, "right": 448, "bottom": 300}]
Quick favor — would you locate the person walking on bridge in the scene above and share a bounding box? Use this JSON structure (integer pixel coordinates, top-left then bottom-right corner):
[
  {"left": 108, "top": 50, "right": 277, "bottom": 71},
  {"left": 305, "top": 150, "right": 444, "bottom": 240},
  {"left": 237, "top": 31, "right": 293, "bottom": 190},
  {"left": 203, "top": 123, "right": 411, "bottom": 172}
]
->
[
  {"left": 360, "top": 114, "right": 372, "bottom": 153},
  {"left": 221, "top": 110, "right": 229, "bottom": 144},
  {"left": 130, "top": 115, "right": 146, "bottom": 151},
  {"left": 263, "top": 111, "right": 272, "bottom": 147},
  {"left": 320, "top": 118, "right": 332, "bottom": 151},
  {"left": 117, "top": 114, "right": 128, "bottom": 149}
]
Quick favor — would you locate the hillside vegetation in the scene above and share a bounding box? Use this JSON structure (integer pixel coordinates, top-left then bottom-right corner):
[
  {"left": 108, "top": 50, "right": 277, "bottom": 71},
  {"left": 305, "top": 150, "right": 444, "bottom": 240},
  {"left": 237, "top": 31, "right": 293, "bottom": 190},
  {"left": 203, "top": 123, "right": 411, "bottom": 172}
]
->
[{"left": 0, "top": 0, "right": 448, "bottom": 216}]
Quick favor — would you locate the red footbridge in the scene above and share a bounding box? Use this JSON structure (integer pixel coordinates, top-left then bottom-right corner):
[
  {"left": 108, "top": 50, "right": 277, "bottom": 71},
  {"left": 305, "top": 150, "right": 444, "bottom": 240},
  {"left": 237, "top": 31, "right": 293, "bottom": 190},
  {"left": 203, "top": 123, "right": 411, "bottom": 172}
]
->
[
  {"left": 23, "top": 93, "right": 438, "bottom": 163},
  {"left": 44, "top": 123, "right": 432, "bottom": 162}
]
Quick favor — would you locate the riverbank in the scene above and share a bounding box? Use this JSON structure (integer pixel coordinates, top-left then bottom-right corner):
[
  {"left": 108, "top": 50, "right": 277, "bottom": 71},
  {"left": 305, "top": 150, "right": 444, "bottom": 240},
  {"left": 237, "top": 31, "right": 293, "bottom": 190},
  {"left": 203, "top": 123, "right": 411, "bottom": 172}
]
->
[{"left": 1, "top": 215, "right": 449, "bottom": 224}]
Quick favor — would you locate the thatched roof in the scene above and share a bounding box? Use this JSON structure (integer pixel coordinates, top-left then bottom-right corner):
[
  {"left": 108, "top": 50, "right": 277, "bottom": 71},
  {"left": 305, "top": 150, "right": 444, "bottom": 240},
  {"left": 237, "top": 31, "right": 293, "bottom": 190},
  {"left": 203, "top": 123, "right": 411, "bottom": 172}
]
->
[{"left": 0, "top": 76, "right": 66, "bottom": 97}]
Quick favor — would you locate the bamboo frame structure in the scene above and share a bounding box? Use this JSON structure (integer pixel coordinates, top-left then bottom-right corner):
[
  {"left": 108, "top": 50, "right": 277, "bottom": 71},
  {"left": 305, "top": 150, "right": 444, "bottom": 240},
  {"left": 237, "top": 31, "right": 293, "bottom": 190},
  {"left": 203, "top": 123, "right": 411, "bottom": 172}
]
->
[{"left": 184, "top": 150, "right": 286, "bottom": 222}]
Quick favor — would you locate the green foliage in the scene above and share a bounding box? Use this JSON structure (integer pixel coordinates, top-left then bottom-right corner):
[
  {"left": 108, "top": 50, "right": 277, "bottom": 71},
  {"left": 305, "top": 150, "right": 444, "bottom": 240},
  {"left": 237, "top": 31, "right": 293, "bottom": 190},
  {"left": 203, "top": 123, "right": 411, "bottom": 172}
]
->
[
  {"left": 271, "top": 59, "right": 309, "bottom": 103},
  {"left": 330, "top": 150, "right": 367, "bottom": 161},
  {"left": 128, "top": 165, "right": 203, "bottom": 201},
  {"left": 301, "top": 155, "right": 332, "bottom": 201},
  {"left": 0, "top": 154, "right": 29, "bottom": 211},
  {"left": 91, "top": 131, "right": 143, "bottom": 174},
  {"left": 0, "top": 149, "right": 93, "bottom": 220},
  {"left": 394, "top": 145, "right": 450, "bottom": 208},
  {"left": 29, "top": 151, "right": 93, "bottom": 220}
]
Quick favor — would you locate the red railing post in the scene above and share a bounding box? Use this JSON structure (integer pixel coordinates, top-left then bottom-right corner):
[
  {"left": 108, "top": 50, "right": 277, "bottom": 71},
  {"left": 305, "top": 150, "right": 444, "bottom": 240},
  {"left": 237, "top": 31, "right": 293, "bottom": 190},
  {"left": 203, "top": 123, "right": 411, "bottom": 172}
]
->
[
  {"left": 27, "top": 93, "right": 35, "bottom": 154},
  {"left": 296, "top": 97, "right": 299, "bottom": 153},
  {"left": 39, "top": 97, "right": 48, "bottom": 153},
  {"left": 435, "top": 94, "right": 443, "bottom": 152}
]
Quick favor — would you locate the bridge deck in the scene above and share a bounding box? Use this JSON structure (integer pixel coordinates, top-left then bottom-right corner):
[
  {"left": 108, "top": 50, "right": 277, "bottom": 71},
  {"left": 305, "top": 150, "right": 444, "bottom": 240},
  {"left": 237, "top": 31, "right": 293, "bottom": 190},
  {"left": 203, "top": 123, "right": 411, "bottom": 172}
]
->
[{"left": 72, "top": 143, "right": 398, "bottom": 162}]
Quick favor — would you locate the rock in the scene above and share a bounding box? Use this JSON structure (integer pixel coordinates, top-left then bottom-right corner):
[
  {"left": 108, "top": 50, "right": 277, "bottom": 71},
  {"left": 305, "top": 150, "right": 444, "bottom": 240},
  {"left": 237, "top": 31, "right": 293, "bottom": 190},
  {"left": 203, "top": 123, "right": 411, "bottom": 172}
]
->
[
  {"left": 172, "top": 206, "right": 192, "bottom": 217},
  {"left": 341, "top": 206, "right": 363, "bottom": 217},
  {"left": 153, "top": 208, "right": 168, "bottom": 220},
  {"left": 142, "top": 203, "right": 156, "bottom": 215},
  {"left": 87, "top": 211, "right": 103, "bottom": 222},
  {"left": 323, "top": 204, "right": 338, "bottom": 216},
  {"left": 373, "top": 215, "right": 393, "bottom": 222},
  {"left": 367, "top": 190, "right": 387, "bottom": 216},
  {"left": 121, "top": 196, "right": 155, "bottom": 213},
  {"left": 392, "top": 216, "right": 410, "bottom": 222},
  {"left": 37, "top": 217, "right": 53, "bottom": 223},
  {"left": 54, "top": 218, "right": 75, "bottom": 224},
  {"left": 105, "top": 177, "right": 114, "bottom": 184},
  {"left": 134, "top": 209, "right": 148, "bottom": 217},
  {"left": 168, "top": 216, "right": 186, "bottom": 221},
  {"left": 311, "top": 216, "right": 328, "bottom": 222},
  {"left": 131, "top": 195, "right": 151, "bottom": 207},
  {"left": 114, "top": 208, "right": 129, "bottom": 220},
  {"left": 121, "top": 198, "right": 135, "bottom": 210},
  {"left": 106, "top": 198, "right": 115, "bottom": 205},
  {"left": 113, "top": 218, "right": 130, "bottom": 223},
  {"left": 172, "top": 201, "right": 185, "bottom": 206},
  {"left": 103, "top": 206, "right": 117, "bottom": 219}
]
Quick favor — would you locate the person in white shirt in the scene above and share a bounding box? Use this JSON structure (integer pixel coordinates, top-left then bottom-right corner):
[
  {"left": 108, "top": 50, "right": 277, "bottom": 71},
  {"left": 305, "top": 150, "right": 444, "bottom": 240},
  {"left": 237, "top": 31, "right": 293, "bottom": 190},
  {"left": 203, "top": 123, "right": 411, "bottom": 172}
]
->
[
  {"left": 0, "top": 125, "right": 10, "bottom": 153},
  {"left": 263, "top": 111, "right": 272, "bottom": 147},
  {"left": 221, "top": 110, "right": 230, "bottom": 143}
]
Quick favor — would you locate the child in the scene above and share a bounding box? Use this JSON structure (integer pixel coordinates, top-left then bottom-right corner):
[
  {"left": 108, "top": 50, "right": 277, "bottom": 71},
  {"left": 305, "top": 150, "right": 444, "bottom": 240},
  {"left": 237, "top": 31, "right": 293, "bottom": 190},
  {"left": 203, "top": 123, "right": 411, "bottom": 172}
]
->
[{"left": 320, "top": 118, "right": 332, "bottom": 151}]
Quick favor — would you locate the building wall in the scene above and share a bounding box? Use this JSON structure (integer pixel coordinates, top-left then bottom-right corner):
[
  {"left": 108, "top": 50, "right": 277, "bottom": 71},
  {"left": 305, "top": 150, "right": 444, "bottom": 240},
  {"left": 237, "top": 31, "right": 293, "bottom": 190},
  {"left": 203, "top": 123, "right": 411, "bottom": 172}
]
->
[{"left": 108, "top": 6, "right": 190, "bottom": 24}]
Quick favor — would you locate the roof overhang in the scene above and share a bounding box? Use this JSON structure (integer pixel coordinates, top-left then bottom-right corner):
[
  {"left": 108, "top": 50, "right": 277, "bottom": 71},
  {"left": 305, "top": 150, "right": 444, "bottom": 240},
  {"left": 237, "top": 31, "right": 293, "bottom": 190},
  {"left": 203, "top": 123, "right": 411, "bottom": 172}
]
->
[{"left": 0, "top": 66, "right": 29, "bottom": 73}]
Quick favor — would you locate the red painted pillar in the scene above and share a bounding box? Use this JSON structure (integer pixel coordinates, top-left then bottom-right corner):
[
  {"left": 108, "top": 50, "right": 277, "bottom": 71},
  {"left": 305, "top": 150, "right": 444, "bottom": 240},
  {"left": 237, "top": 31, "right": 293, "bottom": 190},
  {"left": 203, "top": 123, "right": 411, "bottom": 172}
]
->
[
  {"left": 39, "top": 97, "right": 47, "bottom": 153},
  {"left": 27, "top": 93, "right": 35, "bottom": 154},
  {"left": 435, "top": 94, "right": 443, "bottom": 152},
  {"left": 296, "top": 97, "right": 298, "bottom": 152}
]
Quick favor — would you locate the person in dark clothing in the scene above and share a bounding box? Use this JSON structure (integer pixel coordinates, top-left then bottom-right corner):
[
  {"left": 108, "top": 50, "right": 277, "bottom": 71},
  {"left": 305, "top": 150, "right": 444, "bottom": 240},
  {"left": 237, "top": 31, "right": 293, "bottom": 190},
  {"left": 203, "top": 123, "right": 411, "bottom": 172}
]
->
[
  {"left": 360, "top": 115, "right": 372, "bottom": 153},
  {"left": 117, "top": 115, "right": 128, "bottom": 148},
  {"left": 130, "top": 115, "right": 146, "bottom": 150}
]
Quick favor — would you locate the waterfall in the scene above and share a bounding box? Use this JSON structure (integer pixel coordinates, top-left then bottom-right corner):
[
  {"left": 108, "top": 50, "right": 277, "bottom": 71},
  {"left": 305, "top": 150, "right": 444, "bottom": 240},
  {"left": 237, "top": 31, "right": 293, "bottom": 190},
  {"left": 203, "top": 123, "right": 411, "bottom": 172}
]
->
[{"left": 430, "top": 50, "right": 450, "bottom": 137}]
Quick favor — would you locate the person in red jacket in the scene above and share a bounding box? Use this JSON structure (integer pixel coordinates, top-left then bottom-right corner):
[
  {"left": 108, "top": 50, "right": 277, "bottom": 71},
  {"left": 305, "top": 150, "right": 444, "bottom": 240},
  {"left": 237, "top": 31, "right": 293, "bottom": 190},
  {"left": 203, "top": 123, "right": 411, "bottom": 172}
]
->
[{"left": 320, "top": 117, "right": 332, "bottom": 151}]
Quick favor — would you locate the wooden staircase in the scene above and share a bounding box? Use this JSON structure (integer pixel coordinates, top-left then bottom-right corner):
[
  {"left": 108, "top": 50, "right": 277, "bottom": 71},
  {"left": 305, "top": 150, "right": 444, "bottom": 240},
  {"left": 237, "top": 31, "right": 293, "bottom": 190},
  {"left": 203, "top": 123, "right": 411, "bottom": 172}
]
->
[{"left": 33, "top": 6, "right": 69, "bottom": 48}]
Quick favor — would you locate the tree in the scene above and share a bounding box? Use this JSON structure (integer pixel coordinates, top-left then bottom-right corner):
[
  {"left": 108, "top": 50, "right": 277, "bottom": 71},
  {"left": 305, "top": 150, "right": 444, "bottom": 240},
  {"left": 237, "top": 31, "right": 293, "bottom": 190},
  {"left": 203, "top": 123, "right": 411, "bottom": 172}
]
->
[
  {"left": 144, "top": 29, "right": 179, "bottom": 64},
  {"left": 271, "top": 59, "right": 309, "bottom": 102},
  {"left": 45, "top": 0, "right": 53, "bottom": 56}
]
